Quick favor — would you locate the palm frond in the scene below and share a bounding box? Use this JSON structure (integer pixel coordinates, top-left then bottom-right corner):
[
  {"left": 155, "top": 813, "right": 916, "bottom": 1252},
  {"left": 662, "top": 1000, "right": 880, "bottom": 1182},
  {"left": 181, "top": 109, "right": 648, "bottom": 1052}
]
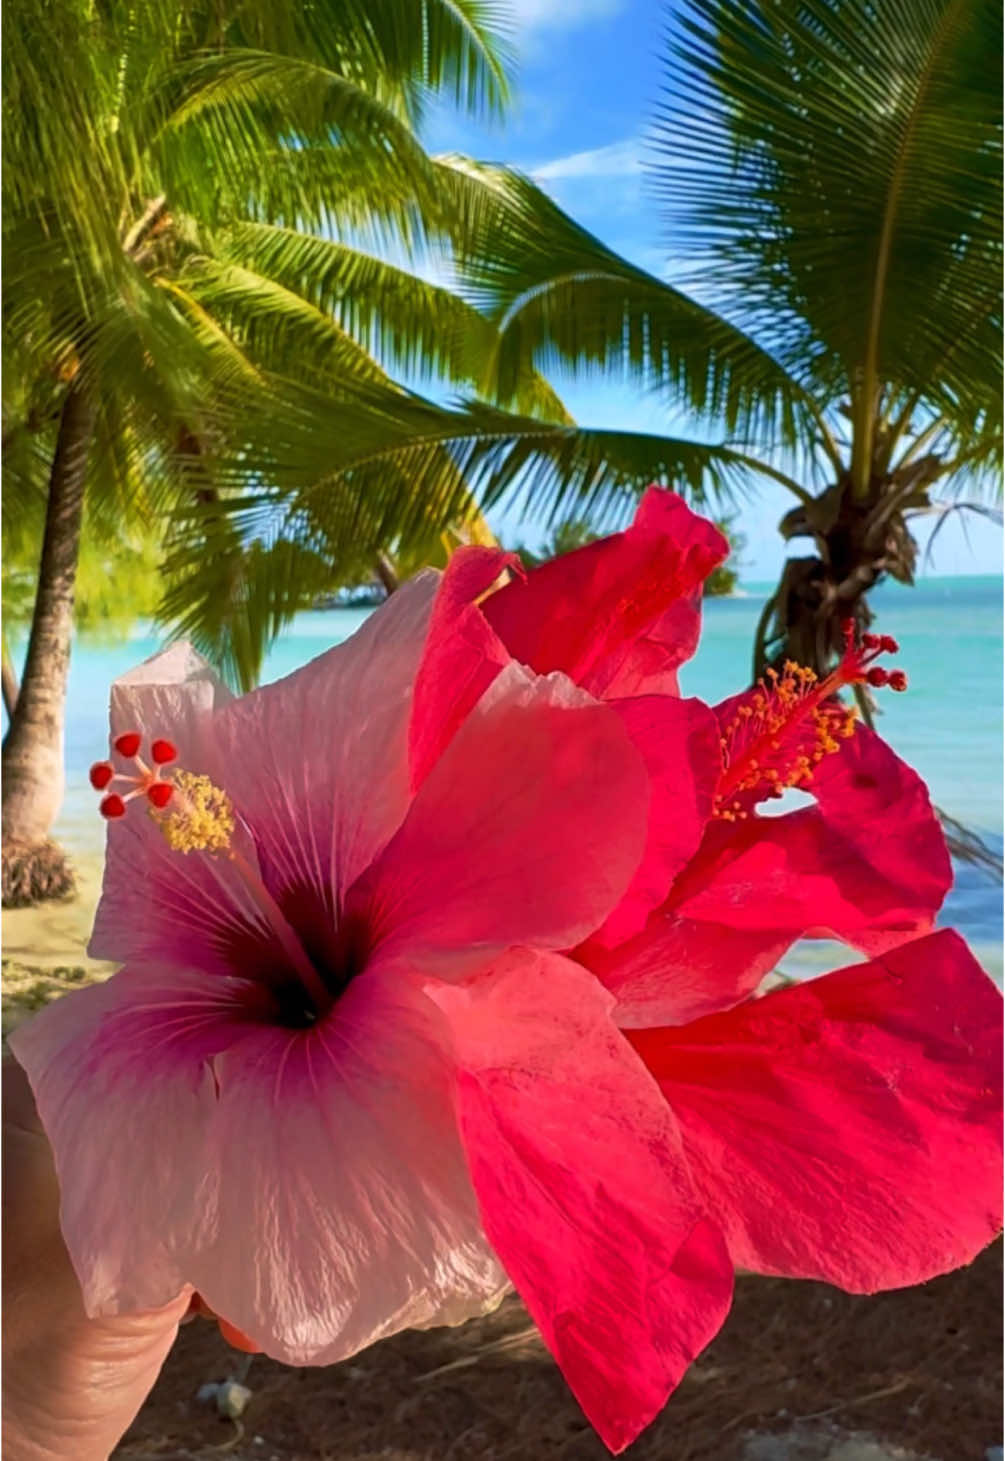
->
[
  {"left": 217, "top": 224, "right": 495, "bottom": 384},
  {"left": 441, "top": 156, "right": 820, "bottom": 449},
  {"left": 653, "top": 0, "right": 1002, "bottom": 451}
]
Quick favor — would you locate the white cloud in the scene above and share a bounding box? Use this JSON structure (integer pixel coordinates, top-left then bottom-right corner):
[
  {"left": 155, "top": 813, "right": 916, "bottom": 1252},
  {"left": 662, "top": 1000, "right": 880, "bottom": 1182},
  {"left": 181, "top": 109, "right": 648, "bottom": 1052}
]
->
[
  {"left": 509, "top": 0, "right": 623, "bottom": 31},
  {"left": 529, "top": 138, "right": 642, "bottom": 181}
]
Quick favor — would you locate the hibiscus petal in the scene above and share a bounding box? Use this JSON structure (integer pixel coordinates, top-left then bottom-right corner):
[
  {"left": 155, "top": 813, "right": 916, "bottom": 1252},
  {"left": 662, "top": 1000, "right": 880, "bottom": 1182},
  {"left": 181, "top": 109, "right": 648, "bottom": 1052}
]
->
[
  {"left": 409, "top": 546, "right": 516, "bottom": 790},
  {"left": 428, "top": 952, "right": 734, "bottom": 1455},
  {"left": 585, "top": 910, "right": 794, "bottom": 1028},
  {"left": 208, "top": 574, "right": 439, "bottom": 952},
  {"left": 799, "top": 722, "right": 951, "bottom": 951},
  {"left": 587, "top": 725, "right": 951, "bottom": 1026},
  {"left": 354, "top": 663, "right": 650, "bottom": 977},
  {"left": 584, "top": 694, "right": 720, "bottom": 949},
  {"left": 91, "top": 643, "right": 274, "bottom": 975},
  {"left": 482, "top": 488, "right": 728, "bottom": 699},
  {"left": 9, "top": 964, "right": 507, "bottom": 1361},
  {"left": 630, "top": 930, "right": 1003, "bottom": 1291}
]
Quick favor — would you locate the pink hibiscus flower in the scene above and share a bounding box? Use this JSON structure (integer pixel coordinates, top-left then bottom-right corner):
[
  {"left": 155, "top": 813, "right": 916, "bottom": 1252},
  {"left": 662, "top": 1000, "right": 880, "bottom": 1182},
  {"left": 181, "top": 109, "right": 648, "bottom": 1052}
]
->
[{"left": 10, "top": 572, "right": 734, "bottom": 1454}]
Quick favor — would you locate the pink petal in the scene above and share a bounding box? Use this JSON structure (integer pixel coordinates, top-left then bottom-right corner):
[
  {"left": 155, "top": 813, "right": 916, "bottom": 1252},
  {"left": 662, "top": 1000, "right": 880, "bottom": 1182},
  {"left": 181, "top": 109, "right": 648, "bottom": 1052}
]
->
[
  {"left": 482, "top": 488, "right": 728, "bottom": 699},
  {"left": 91, "top": 644, "right": 274, "bottom": 975},
  {"left": 210, "top": 574, "right": 439, "bottom": 930},
  {"left": 9, "top": 965, "right": 507, "bottom": 1361},
  {"left": 586, "top": 725, "right": 952, "bottom": 1027},
  {"left": 630, "top": 930, "right": 1003, "bottom": 1291},
  {"left": 429, "top": 952, "right": 733, "bottom": 1455},
  {"left": 409, "top": 546, "right": 518, "bottom": 790},
  {"left": 353, "top": 663, "right": 649, "bottom": 978},
  {"left": 584, "top": 694, "right": 720, "bottom": 949}
]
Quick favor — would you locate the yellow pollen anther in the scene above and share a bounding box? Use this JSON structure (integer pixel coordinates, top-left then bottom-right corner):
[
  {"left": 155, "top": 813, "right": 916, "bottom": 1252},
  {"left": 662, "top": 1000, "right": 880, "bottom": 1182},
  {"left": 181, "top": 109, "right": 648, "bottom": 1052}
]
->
[
  {"left": 714, "top": 656, "right": 861, "bottom": 819},
  {"left": 157, "top": 770, "right": 234, "bottom": 854}
]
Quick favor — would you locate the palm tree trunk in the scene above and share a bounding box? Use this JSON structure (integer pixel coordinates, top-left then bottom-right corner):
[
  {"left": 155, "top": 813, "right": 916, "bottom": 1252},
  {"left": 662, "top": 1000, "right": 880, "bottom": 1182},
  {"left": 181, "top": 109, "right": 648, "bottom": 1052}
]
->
[
  {"left": 1, "top": 645, "right": 19, "bottom": 722},
  {"left": 2, "top": 386, "right": 94, "bottom": 851},
  {"left": 757, "top": 478, "right": 922, "bottom": 678}
]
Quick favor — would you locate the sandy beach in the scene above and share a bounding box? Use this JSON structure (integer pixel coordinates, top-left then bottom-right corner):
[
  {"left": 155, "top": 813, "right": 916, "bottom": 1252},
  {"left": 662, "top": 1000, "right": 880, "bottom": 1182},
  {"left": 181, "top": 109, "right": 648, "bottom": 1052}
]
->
[{"left": 2, "top": 850, "right": 114, "bottom": 1038}]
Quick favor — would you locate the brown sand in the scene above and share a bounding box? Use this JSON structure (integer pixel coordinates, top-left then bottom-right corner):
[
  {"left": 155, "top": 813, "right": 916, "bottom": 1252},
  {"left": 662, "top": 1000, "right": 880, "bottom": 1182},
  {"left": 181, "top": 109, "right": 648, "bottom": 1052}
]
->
[{"left": 114, "top": 1242, "right": 1001, "bottom": 1461}]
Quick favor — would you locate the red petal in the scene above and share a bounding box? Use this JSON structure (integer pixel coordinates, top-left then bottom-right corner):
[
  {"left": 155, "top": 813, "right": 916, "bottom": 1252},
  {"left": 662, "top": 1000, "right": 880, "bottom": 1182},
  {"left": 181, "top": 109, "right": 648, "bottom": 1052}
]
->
[
  {"left": 89, "top": 762, "right": 114, "bottom": 790},
  {"left": 409, "top": 546, "right": 515, "bottom": 790},
  {"left": 630, "top": 930, "right": 1003, "bottom": 1292},
  {"left": 359, "top": 665, "right": 649, "bottom": 977},
  {"left": 585, "top": 908, "right": 792, "bottom": 1028},
  {"left": 582, "top": 694, "right": 720, "bottom": 949},
  {"left": 150, "top": 738, "right": 177, "bottom": 765},
  {"left": 586, "top": 724, "right": 952, "bottom": 1027},
  {"left": 113, "top": 731, "right": 141, "bottom": 758},
  {"left": 430, "top": 952, "right": 734, "bottom": 1453},
  {"left": 482, "top": 489, "right": 728, "bottom": 699}
]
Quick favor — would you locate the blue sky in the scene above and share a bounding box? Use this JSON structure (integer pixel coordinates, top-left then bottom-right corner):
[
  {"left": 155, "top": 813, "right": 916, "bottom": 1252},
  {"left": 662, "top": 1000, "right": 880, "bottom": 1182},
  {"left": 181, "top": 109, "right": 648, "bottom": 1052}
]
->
[{"left": 417, "top": 0, "right": 1002, "bottom": 581}]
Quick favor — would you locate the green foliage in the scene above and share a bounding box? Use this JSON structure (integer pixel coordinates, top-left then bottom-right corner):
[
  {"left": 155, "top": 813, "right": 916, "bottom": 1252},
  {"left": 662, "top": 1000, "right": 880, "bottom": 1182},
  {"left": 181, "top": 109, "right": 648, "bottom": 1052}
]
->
[
  {"left": 3, "top": 525, "right": 163, "bottom": 645},
  {"left": 2, "top": 0, "right": 528, "bottom": 687},
  {"left": 704, "top": 519, "right": 747, "bottom": 598},
  {"left": 6, "top": 0, "right": 1000, "bottom": 697}
]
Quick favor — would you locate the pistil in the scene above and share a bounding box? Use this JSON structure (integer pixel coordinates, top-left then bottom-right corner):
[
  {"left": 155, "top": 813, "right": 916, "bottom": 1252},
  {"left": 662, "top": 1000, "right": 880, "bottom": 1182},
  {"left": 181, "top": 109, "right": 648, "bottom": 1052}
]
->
[{"left": 715, "top": 623, "right": 908, "bottom": 818}]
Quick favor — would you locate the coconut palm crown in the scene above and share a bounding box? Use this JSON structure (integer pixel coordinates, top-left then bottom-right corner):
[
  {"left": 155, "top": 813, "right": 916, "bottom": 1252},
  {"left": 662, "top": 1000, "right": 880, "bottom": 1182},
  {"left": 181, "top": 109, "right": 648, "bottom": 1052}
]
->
[{"left": 450, "top": 0, "right": 1002, "bottom": 680}]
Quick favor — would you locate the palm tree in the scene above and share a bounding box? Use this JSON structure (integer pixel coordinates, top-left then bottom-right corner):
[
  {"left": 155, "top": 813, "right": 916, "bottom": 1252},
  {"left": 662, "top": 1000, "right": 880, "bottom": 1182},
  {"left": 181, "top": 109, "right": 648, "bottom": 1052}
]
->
[
  {"left": 1, "top": 0, "right": 515, "bottom": 901},
  {"left": 446, "top": 0, "right": 1002, "bottom": 684},
  {"left": 199, "top": 0, "right": 999, "bottom": 708}
]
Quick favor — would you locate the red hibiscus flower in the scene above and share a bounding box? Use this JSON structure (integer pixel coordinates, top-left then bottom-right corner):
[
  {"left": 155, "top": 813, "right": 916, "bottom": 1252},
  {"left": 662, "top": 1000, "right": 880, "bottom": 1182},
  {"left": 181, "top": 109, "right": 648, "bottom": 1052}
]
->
[{"left": 409, "top": 486, "right": 1001, "bottom": 1450}]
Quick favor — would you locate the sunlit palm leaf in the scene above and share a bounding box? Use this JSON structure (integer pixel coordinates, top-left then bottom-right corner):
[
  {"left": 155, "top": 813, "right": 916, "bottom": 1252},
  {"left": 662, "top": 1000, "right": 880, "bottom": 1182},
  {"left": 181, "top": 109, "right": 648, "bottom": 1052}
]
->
[
  {"left": 441, "top": 156, "right": 818, "bottom": 447},
  {"left": 655, "top": 0, "right": 1002, "bottom": 474}
]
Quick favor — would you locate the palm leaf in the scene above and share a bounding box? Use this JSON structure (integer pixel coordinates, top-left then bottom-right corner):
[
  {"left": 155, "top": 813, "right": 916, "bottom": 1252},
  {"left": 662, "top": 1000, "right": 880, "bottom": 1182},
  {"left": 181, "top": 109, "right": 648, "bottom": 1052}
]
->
[
  {"left": 441, "top": 156, "right": 819, "bottom": 449},
  {"left": 216, "top": 224, "right": 496, "bottom": 384},
  {"left": 654, "top": 0, "right": 1002, "bottom": 467}
]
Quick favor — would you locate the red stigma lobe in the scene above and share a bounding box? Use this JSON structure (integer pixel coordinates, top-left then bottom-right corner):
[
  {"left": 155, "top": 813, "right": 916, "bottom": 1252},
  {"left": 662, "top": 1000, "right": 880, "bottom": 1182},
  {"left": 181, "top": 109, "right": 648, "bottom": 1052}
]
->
[{"left": 93, "top": 725, "right": 179, "bottom": 824}]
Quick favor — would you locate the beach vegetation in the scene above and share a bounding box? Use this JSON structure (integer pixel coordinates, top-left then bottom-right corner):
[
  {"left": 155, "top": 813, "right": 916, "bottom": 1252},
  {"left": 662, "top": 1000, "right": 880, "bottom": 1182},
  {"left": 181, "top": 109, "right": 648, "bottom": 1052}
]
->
[{"left": 1, "top": 0, "right": 517, "bottom": 901}]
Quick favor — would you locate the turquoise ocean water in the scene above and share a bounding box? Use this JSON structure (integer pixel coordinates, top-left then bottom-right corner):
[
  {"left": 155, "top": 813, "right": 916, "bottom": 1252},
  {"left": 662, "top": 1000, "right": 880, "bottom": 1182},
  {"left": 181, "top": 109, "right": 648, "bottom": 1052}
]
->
[{"left": 19, "top": 574, "right": 1003, "bottom": 979}]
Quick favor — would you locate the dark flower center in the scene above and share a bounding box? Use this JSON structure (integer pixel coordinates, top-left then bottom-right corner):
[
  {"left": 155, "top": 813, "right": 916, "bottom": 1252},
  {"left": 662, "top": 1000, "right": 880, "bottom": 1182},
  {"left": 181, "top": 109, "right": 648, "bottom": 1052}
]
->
[{"left": 266, "top": 883, "right": 372, "bottom": 1029}]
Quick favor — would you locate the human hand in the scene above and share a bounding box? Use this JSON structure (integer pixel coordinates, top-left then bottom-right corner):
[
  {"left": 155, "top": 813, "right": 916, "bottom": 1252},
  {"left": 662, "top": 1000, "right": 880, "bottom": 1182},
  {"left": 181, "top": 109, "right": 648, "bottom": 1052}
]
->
[{"left": 2, "top": 1054, "right": 191, "bottom": 1461}]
